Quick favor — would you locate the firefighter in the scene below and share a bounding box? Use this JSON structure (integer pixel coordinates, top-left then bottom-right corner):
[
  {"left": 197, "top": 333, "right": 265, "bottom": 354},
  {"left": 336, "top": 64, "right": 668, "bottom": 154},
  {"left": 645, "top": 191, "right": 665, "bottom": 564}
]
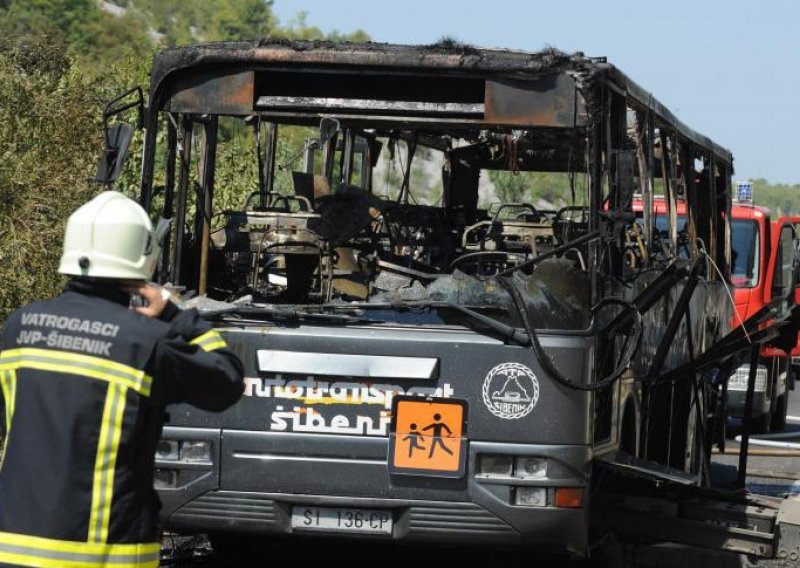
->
[{"left": 0, "top": 191, "right": 244, "bottom": 568}]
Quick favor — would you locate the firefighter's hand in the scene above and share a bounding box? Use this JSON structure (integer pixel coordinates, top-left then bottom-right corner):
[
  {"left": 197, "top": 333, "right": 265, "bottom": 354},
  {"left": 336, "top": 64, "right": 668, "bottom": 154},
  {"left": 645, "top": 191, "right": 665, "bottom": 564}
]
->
[{"left": 123, "top": 283, "right": 169, "bottom": 318}]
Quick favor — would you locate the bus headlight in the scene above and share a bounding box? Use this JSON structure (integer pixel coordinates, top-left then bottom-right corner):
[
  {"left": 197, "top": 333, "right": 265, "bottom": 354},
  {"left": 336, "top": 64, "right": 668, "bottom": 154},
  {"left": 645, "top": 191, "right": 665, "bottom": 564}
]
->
[
  {"left": 514, "top": 457, "right": 547, "bottom": 479},
  {"left": 477, "top": 455, "right": 513, "bottom": 476},
  {"left": 155, "top": 440, "right": 179, "bottom": 461},
  {"left": 515, "top": 487, "right": 548, "bottom": 507},
  {"left": 179, "top": 441, "right": 212, "bottom": 462},
  {"left": 154, "top": 468, "right": 178, "bottom": 489},
  {"left": 155, "top": 440, "right": 212, "bottom": 463}
]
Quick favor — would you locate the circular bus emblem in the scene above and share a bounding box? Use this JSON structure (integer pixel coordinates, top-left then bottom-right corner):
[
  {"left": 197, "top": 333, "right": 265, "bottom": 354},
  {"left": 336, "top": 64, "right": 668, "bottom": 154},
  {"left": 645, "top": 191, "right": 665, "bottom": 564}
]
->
[{"left": 482, "top": 362, "right": 540, "bottom": 420}]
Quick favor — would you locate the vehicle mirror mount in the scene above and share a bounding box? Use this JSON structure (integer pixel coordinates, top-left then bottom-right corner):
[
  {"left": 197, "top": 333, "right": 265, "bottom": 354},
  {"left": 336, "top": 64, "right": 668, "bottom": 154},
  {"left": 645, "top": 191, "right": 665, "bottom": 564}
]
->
[
  {"left": 95, "top": 123, "right": 134, "bottom": 185},
  {"left": 319, "top": 117, "right": 340, "bottom": 145},
  {"left": 96, "top": 87, "right": 144, "bottom": 186}
]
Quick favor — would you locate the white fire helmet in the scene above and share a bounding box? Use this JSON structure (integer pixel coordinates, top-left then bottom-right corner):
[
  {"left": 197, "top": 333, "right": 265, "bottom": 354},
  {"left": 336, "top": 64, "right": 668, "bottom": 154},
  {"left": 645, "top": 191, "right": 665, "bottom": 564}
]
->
[{"left": 58, "top": 192, "right": 158, "bottom": 281}]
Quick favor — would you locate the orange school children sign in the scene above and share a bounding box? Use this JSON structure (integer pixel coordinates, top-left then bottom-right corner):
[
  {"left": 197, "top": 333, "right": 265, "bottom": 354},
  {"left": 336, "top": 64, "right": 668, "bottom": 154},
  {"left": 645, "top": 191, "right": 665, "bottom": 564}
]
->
[{"left": 389, "top": 397, "right": 468, "bottom": 477}]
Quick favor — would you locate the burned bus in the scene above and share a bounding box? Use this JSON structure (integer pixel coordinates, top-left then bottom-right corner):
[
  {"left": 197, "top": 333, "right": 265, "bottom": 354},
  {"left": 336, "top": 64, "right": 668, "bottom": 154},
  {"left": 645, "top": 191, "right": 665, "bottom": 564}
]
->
[{"left": 107, "top": 41, "right": 738, "bottom": 555}]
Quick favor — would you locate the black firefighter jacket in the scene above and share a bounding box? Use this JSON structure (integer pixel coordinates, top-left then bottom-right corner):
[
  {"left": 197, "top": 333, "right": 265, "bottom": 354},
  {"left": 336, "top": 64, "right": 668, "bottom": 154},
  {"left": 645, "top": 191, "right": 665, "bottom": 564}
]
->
[{"left": 0, "top": 280, "right": 244, "bottom": 568}]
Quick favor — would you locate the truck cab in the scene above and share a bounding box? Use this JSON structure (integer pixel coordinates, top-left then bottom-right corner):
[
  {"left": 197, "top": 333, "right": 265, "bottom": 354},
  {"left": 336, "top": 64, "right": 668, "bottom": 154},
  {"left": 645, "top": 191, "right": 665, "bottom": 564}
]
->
[
  {"left": 643, "top": 191, "right": 797, "bottom": 432},
  {"left": 725, "top": 200, "right": 788, "bottom": 432}
]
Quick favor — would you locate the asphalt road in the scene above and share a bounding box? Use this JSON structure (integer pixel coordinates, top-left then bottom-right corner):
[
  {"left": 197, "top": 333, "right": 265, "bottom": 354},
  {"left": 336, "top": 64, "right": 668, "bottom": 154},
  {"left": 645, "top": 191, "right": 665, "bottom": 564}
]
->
[
  {"left": 712, "top": 386, "right": 800, "bottom": 497},
  {"left": 162, "top": 536, "right": 594, "bottom": 568},
  {"left": 160, "top": 388, "right": 800, "bottom": 567}
]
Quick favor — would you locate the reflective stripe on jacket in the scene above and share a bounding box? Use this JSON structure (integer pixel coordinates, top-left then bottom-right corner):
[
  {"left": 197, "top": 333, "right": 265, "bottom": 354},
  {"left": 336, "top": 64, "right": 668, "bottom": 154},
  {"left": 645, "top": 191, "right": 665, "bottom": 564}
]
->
[{"left": 0, "top": 281, "right": 244, "bottom": 568}]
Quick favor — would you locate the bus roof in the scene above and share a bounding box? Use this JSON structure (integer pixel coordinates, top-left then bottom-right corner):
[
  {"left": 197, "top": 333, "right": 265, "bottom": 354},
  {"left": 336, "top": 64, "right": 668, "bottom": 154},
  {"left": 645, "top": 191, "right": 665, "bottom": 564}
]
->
[{"left": 148, "top": 40, "right": 733, "bottom": 167}]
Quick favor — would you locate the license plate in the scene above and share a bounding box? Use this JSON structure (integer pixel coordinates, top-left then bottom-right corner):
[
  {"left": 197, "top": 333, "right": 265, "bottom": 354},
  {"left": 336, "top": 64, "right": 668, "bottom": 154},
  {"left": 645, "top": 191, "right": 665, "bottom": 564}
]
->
[{"left": 291, "top": 506, "right": 392, "bottom": 535}]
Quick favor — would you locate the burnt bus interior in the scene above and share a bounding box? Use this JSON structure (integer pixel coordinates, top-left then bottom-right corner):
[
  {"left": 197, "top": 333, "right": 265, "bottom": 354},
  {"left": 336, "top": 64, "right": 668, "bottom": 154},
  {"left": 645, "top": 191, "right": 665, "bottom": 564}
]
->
[
  {"left": 134, "top": 41, "right": 736, "bottom": 473},
  {"left": 142, "top": 44, "right": 732, "bottom": 307}
]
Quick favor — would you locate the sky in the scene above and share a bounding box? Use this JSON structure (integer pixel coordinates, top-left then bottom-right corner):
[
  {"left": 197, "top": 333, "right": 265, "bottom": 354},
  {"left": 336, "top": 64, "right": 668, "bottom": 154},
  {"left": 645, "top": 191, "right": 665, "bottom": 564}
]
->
[{"left": 272, "top": 0, "right": 799, "bottom": 185}]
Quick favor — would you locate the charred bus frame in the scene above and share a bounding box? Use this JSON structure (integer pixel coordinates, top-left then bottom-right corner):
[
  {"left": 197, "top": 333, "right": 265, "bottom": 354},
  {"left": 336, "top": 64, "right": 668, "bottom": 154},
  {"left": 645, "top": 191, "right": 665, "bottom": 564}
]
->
[{"left": 124, "top": 41, "right": 738, "bottom": 555}]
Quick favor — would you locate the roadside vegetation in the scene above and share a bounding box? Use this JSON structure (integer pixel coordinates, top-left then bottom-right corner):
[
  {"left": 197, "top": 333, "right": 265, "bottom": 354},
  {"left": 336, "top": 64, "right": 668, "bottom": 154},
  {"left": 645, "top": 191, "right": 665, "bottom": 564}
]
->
[
  {"left": 745, "top": 179, "right": 800, "bottom": 216},
  {"left": 0, "top": 0, "right": 368, "bottom": 321}
]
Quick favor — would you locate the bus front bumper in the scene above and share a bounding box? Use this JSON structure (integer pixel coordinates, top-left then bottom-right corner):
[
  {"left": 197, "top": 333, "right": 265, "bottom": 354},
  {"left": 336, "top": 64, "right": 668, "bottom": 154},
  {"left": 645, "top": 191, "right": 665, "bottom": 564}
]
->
[
  {"left": 155, "top": 430, "right": 590, "bottom": 553},
  {"left": 164, "top": 490, "right": 587, "bottom": 552}
]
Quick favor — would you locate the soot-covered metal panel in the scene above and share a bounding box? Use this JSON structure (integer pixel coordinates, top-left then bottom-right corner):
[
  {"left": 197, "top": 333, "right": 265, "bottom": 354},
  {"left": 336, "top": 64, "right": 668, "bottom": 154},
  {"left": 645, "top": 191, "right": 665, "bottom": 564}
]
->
[
  {"left": 166, "top": 69, "right": 254, "bottom": 115},
  {"left": 485, "top": 74, "right": 577, "bottom": 127}
]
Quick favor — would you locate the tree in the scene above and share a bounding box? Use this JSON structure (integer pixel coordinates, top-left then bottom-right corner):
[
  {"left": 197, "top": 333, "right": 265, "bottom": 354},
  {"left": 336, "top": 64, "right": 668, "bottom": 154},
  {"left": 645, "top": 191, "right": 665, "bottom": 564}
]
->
[
  {"left": 0, "top": 0, "right": 152, "bottom": 70},
  {"left": 487, "top": 170, "right": 582, "bottom": 208},
  {"left": 0, "top": 2, "right": 372, "bottom": 320},
  {"left": 0, "top": 38, "right": 109, "bottom": 319},
  {"left": 0, "top": 1, "right": 370, "bottom": 75},
  {"left": 747, "top": 178, "right": 800, "bottom": 215},
  {"left": 489, "top": 171, "right": 528, "bottom": 203},
  {"left": 273, "top": 11, "right": 369, "bottom": 42}
]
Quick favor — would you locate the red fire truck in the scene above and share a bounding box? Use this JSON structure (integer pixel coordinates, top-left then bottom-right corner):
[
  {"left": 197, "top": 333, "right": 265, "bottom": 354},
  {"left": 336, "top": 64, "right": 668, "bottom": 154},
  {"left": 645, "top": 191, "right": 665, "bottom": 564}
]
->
[
  {"left": 725, "top": 200, "right": 797, "bottom": 432},
  {"left": 645, "top": 186, "right": 798, "bottom": 432}
]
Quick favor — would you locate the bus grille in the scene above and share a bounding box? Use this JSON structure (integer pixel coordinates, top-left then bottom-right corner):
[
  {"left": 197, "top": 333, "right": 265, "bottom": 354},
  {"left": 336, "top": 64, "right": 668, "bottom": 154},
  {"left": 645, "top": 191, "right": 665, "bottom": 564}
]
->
[
  {"left": 172, "top": 492, "right": 279, "bottom": 525},
  {"left": 407, "top": 503, "right": 517, "bottom": 538},
  {"left": 171, "top": 493, "right": 517, "bottom": 540}
]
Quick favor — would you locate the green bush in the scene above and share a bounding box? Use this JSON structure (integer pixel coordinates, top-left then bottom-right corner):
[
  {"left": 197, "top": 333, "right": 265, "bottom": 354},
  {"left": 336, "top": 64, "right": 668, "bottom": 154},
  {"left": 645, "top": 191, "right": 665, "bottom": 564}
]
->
[
  {"left": 0, "top": 39, "right": 111, "bottom": 321},
  {"left": 0, "top": 1, "right": 371, "bottom": 322}
]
